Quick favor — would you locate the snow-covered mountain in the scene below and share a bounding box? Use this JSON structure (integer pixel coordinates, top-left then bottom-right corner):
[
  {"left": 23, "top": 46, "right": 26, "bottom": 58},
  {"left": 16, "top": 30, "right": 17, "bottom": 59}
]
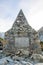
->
[
  {"left": 0, "top": 32, "right": 5, "bottom": 39},
  {"left": 38, "top": 27, "right": 43, "bottom": 42}
]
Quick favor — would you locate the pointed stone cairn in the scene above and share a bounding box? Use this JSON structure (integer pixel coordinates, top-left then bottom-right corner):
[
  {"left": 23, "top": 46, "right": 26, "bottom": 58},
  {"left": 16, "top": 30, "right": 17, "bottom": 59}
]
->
[{"left": 4, "top": 10, "right": 41, "bottom": 55}]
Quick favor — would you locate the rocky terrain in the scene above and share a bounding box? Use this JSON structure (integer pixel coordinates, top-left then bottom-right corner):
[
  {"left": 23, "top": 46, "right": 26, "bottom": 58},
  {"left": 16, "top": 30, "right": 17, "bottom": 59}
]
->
[{"left": 0, "top": 51, "right": 43, "bottom": 65}]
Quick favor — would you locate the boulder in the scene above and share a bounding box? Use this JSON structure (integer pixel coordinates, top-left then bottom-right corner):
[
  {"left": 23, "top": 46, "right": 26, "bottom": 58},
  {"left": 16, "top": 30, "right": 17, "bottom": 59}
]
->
[
  {"left": 31, "top": 54, "right": 43, "bottom": 62},
  {"left": 15, "top": 49, "right": 29, "bottom": 56},
  {"left": 21, "top": 49, "right": 29, "bottom": 56}
]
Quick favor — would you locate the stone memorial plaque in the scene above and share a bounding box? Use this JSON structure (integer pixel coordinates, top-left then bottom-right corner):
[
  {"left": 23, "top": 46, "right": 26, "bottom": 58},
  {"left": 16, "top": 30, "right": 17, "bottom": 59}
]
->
[{"left": 15, "top": 37, "right": 29, "bottom": 48}]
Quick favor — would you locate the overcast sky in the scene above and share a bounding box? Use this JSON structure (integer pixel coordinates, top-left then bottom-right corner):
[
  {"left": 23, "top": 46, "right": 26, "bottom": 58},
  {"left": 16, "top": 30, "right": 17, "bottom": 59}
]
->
[{"left": 0, "top": 0, "right": 43, "bottom": 32}]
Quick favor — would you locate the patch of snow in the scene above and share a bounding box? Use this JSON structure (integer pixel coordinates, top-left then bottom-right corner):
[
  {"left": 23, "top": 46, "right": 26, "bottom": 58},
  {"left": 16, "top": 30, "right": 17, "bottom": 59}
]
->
[
  {"left": 0, "top": 56, "right": 43, "bottom": 65},
  {"left": 35, "top": 63, "right": 43, "bottom": 65}
]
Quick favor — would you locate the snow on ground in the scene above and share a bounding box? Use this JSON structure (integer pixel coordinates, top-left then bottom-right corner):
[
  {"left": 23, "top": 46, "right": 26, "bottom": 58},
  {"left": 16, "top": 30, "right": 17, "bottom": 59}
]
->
[
  {"left": 0, "top": 56, "right": 43, "bottom": 65},
  {"left": 0, "top": 56, "right": 33, "bottom": 65},
  {"left": 35, "top": 63, "right": 43, "bottom": 65}
]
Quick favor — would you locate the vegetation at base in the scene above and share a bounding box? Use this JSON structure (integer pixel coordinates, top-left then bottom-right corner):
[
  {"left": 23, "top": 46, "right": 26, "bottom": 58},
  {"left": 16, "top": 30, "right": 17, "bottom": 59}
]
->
[
  {"left": 40, "top": 41, "right": 43, "bottom": 44},
  {"left": 0, "top": 37, "right": 7, "bottom": 46},
  {"left": 0, "top": 38, "right": 4, "bottom": 41},
  {"left": 40, "top": 41, "right": 43, "bottom": 51}
]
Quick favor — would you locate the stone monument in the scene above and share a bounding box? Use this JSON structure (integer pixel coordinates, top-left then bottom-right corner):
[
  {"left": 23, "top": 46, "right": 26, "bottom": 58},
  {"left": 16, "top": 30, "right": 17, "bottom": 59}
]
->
[{"left": 4, "top": 10, "right": 41, "bottom": 54}]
